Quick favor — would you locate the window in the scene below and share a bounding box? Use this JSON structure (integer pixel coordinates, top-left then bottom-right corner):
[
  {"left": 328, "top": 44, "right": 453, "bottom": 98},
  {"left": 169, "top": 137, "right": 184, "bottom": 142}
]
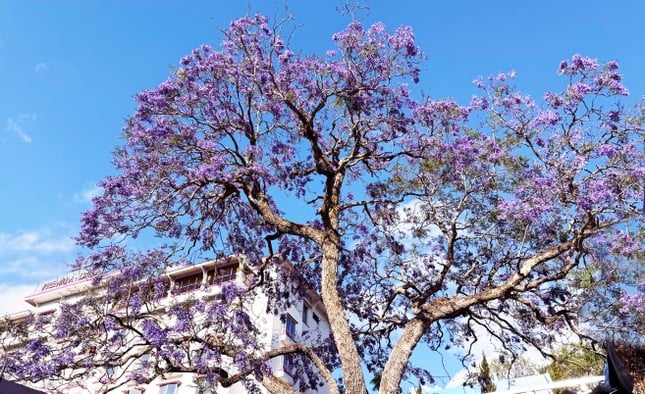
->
[
  {"left": 284, "top": 314, "right": 297, "bottom": 339},
  {"left": 133, "top": 353, "right": 150, "bottom": 374},
  {"left": 283, "top": 354, "right": 296, "bottom": 376},
  {"left": 159, "top": 383, "right": 178, "bottom": 394},
  {"left": 312, "top": 313, "right": 320, "bottom": 324},
  {"left": 106, "top": 365, "right": 116, "bottom": 379},
  {"left": 174, "top": 273, "right": 202, "bottom": 294},
  {"left": 208, "top": 264, "right": 238, "bottom": 286},
  {"left": 302, "top": 304, "right": 309, "bottom": 326}
]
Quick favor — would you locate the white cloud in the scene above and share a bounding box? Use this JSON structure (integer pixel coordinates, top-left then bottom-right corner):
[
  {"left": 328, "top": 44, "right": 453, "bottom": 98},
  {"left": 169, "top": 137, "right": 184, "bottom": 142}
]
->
[
  {"left": 0, "top": 229, "right": 75, "bottom": 255},
  {"left": 73, "top": 183, "right": 102, "bottom": 204},
  {"left": 4, "top": 113, "right": 36, "bottom": 143},
  {"left": 34, "top": 62, "right": 47, "bottom": 72},
  {"left": 394, "top": 198, "right": 442, "bottom": 240},
  {"left": 17, "top": 113, "right": 36, "bottom": 121},
  {"left": 0, "top": 255, "right": 70, "bottom": 280},
  {"left": 445, "top": 369, "right": 470, "bottom": 388},
  {"left": 414, "top": 384, "right": 443, "bottom": 393},
  {"left": 0, "top": 227, "right": 77, "bottom": 287},
  {"left": 464, "top": 319, "right": 549, "bottom": 366},
  {"left": 0, "top": 283, "right": 37, "bottom": 316}
]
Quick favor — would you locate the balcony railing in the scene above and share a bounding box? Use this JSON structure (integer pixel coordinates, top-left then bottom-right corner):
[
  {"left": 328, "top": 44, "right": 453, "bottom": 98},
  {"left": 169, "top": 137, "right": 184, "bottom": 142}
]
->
[
  {"left": 173, "top": 279, "right": 202, "bottom": 295},
  {"left": 207, "top": 272, "right": 236, "bottom": 286}
]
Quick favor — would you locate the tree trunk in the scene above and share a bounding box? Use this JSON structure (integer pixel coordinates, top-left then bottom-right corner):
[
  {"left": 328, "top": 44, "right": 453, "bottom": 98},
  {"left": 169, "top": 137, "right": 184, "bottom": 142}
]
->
[
  {"left": 379, "top": 318, "right": 430, "bottom": 394},
  {"left": 321, "top": 234, "right": 367, "bottom": 394}
]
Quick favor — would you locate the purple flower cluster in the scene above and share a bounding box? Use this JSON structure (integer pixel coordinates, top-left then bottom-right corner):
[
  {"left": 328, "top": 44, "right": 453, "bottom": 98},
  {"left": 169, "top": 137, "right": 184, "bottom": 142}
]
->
[
  {"left": 621, "top": 280, "right": 645, "bottom": 313},
  {"left": 559, "top": 54, "right": 598, "bottom": 75}
]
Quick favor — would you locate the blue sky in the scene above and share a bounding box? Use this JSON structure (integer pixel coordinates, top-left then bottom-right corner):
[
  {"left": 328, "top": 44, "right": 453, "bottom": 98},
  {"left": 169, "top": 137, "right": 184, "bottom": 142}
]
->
[{"left": 1, "top": 0, "right": 643, "bottom": 391}]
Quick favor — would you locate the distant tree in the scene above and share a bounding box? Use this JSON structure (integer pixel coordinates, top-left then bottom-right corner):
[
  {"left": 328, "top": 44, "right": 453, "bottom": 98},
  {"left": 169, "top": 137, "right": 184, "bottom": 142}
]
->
[
  {"left": 371, "top": 371, "right": 383, "bottom": 392},
  {"left": 478, "top": 355, "right": 496, "bottom": 393},
  {"left": 490, "top": 354, "right": 543, "bottom": 380},
  {"left": 571, "top": 238, "right": 644, "bottom": 344},
  {"left": 0, "top": 12, "right": 642, "bottom": 394},
  {"left": 543, "top": 344, "right": 605, "bottom": 381}
]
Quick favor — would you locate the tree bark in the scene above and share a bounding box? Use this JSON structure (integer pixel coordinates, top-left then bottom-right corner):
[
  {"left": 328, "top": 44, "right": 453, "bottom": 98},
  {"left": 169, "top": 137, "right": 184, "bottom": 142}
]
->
[
  {"left": 379, "top": 318, "right": 430, "bottom": 394},
  {"left": 262, "top": 376, "right": 302, "bottom": 394},
  {"left": 321, "top": 233, "right": 367, "bottom": 394}
]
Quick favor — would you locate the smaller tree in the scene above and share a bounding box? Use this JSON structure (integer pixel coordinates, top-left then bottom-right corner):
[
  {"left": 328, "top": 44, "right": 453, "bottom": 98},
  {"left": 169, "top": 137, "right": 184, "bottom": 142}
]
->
[
  {"left": 478, "top": 355, "right": 497, "bottom": 393},
  {"left": 543, "top": 344, "right": 605, "bottom": 381},
  {"left": 489, "top": 354, "right": 543, "bottom": 380},
  {"left": 370, "top": 371, "right": 382, "bottom": 392}
]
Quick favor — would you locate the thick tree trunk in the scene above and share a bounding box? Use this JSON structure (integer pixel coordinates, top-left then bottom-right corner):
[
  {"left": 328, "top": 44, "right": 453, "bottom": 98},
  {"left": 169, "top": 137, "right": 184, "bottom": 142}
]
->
[
  {"left": 321, "top": 235, "right": 367, "bottom": 394},
  {"left": 379, "top": 318, "right": 430, "bottom": 394}
]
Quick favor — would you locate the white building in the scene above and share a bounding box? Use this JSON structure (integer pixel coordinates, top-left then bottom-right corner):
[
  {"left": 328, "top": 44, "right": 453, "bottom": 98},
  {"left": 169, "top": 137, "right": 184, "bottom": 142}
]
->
[{"left": 3, "top": 256, "right": 332, "bottom": 394}]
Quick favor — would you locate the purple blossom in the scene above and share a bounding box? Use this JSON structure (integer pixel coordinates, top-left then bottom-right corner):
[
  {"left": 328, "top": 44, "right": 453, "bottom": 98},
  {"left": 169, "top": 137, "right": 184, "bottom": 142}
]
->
[
  {"left": 531, "top": 110, "right": 561, "bottom": 127},
  {"left": 544, "top": 92, "right": 564, "bottom": 108},
  {"left": 392, "top": 25, "right": 418, "bottom": 57},
  {"left": 620, "top": 280, "right": 645, "bottom": 313},
  {"left": 559, "top": 54, "right": 598, "bottom": 75},
  {"left": 567, "top": 82, "right": 594, "bottom": 100},
  {"left": 470, "top": 95, "right": 489, "bottom": 110},
  {"left": 141, "top": 320, "right": 168, "bottom": 347}
]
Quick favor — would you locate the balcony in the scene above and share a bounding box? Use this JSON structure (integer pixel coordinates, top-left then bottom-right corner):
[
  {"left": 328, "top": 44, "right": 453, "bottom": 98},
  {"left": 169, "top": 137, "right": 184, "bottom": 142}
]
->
[{"left": 172, "top": 278, "right": 202, "bottom": 295}]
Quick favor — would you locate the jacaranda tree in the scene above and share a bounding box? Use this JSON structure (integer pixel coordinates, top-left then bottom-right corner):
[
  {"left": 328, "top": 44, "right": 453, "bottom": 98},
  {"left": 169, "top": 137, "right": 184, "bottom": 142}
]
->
[{"left": 1, "top": 14, "right": 643, "bottom": 394}]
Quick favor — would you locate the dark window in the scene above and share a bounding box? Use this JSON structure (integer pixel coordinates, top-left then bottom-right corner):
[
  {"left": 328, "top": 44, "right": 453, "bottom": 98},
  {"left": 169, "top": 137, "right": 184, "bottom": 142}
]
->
[
  {"left": 173, "top": 273, "right": 202, "bottom": 294},
  {"left": 283, "top": 354, "right": 296, "bottom": 376},
  {"left": 208, "top": 264, "right": 238, "bottom": 286},
  {"left": 312, "top": 313, "right": 320, "bottom": 324},
  {"left": 302, "top": 304, "right": 309, "bottom": 325},
  {"left": 284, "top": 314, "right": 297, "bottom": 339}
]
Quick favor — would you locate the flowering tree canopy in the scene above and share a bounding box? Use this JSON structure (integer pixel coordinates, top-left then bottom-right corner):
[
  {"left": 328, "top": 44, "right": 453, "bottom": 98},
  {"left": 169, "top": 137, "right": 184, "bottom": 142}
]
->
[{"left": 1, "top": 14, "right": 643, "bottom": 394}]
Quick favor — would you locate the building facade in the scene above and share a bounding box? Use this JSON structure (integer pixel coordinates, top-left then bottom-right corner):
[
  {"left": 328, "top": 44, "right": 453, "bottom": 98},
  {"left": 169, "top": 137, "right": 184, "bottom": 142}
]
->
[{"left": 3, "top": 257, "right": 332, "bottom": 394}]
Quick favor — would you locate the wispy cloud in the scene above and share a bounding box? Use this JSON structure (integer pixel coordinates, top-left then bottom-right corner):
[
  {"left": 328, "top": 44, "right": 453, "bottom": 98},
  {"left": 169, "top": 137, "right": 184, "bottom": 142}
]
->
[
  {"left": 0, "top": 226, "right": 77, "bottom": 288},
  {"left": 34, "top": 62, "right": 47, "bottom": 72},
  {"left": 0, "top": 255, "right": 69, "bottom": 281},
  {"left": 463, "top": 320, "right": 550, "bottom": 366},
  {"left": 0, "top": 229, "right": 75, "bottom": 255},
  {"left": 414, "top": 384, "right": 443, "bottom": 394},
  {"left": 4, "top": 113, "right": 36, "bottom": 143},
  {"left": 444, "top": 369, "right": 470, "bottom": 389},
  {"left": 394, "top": 198, "right": 442, "bottom": 241},
  {"left": 73, "top": 183, "right": 102, "bottom": 204}
]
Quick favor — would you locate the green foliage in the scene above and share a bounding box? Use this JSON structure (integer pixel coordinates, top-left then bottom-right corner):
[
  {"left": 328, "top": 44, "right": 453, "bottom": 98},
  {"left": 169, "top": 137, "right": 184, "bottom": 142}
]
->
[
  {"left": 542, "top": 344, "right": 605, "bottom": 380},
  {"left": 479, "top": 354, "right": 497, "bottom": 393},
  {"left": 489, "top": 355, "right": 542, "bottom": 380},
  {"left": 370, "top": 370, "right": 382, "bottom": 392}
]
